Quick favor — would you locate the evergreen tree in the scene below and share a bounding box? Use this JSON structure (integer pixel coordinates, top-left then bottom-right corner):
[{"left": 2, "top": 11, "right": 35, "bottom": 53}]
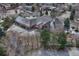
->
[
  {"left": 0, "top": 46, "right": 6, "bottom": 56},
  {"left": 70, "top": 9, "right": 75, "bottom": 20},
  {"left": 64, "top": 18, "right": 70, "bottom": 31},
  {"left": 2, "top": 17, "right": 15, "bottom": 30},
  {"left": 40, "top": 29, "right": 50, "bottom": 49},
  {"left": 50, "top": 9, "right": 57, "bottom": 18},
  {"left": 45, "top": 9, "right": 48, "bottom": 15},
  {"left": 57, "top": 32, "right": 67, "bottom": 49},
  {"left": 69, "top": 5, "right": 72, "bottom": 11},
  {"left": 40, "top": 10, "right": 43, "bottom": 16},
  {"left": 0, "top": 28, "right": 5, "bottom": 39},
  {"left": 32, "top": 6, "right": 35, "bottom": 12}
]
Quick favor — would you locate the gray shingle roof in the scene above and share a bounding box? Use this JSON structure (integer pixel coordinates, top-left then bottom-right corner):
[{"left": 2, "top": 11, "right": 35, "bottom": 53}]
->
[
  {"left": 36, "top": 15, "right": 53, "bottom": 25},
  {"left": 15, "top": 16, "right": 31, "bottom": 27},
  {"left": 15, "top": 16, "right": 53, "bottom": 28}
]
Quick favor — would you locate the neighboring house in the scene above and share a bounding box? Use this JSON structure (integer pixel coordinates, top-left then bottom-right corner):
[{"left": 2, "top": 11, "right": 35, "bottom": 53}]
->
[
  {"left": 41, "top": 5, "right": 56, "bottom": 11},
  {"left": 72, "top": 4, "right": 79, "bottom": 19},
  {"left": 0, "top": 4, "right": 7, "bottom": 13},
  {"left": 40, "top": 5, "right": 56, "bottom": 16},
  {"left": 70, "top": 18, "right": 79, "bottom": 31},
  {"left": 1, "top": 3, "right": 11, "bottom": 10},
  {"left": 0, "top": 5, "right": 7, "bottom": 19},
  {"left": 24, "top": 6, "right": 32, "bottom": 11},
  {"left": 6, "top": 9, "right": 17, "bottom": 16},
  {"left": 32, "top": 12, "right": 40, "bottom": 17}
]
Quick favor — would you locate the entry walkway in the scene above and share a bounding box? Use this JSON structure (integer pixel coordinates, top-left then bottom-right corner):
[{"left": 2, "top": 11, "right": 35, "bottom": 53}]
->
[
  {"left": 68, "top": 39, "right": 79, "bottom": 56},
  {"left": 68, "top": 47, "right": 79, "bottom": 56}
]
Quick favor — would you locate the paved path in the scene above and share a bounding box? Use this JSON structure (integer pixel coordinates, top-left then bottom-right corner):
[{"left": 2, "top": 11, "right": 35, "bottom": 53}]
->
[
  {"left": 69, "top": 47, "right": 79, "bottom": 56},
  {"left": 26, "top": 47, "right": 79, "bottom": 56},
  {"left": 68, "top": 39, "right": 79, "bottom": 56}
]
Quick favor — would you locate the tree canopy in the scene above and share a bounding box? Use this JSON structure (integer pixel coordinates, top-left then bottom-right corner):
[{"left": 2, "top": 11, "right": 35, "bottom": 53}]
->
[
  {"left": 0, "top": 46, "right": 6, "bottom": 56},
  {"left": 45, "top": 9, "right": 48, "bottom": 15},
  {"left": 32, "top": 6, "right": 35, "bottom": 12},
  {"left": 50, "top": 9, "right": 57, "bottom": 18},
  {"left": 64, "top": 18, "right": 70, "bottom": 31},
  {"left": 2, "top": 17, "right": 15, "bottom": 30},
  {"left": 70, "top": 9, "right": 75, "bottom": 20},
  {"left": 57, "top": 32, "right": 67, "bottom": 49},
  {"left": 0, "top": 28, "right": 5, "bottom": 38},
  {"left": 40, "top": 29, "right": 50, "bottom": 48},
  {"left": 40, "top": 10, "right": 43, "bottom": 16}
]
